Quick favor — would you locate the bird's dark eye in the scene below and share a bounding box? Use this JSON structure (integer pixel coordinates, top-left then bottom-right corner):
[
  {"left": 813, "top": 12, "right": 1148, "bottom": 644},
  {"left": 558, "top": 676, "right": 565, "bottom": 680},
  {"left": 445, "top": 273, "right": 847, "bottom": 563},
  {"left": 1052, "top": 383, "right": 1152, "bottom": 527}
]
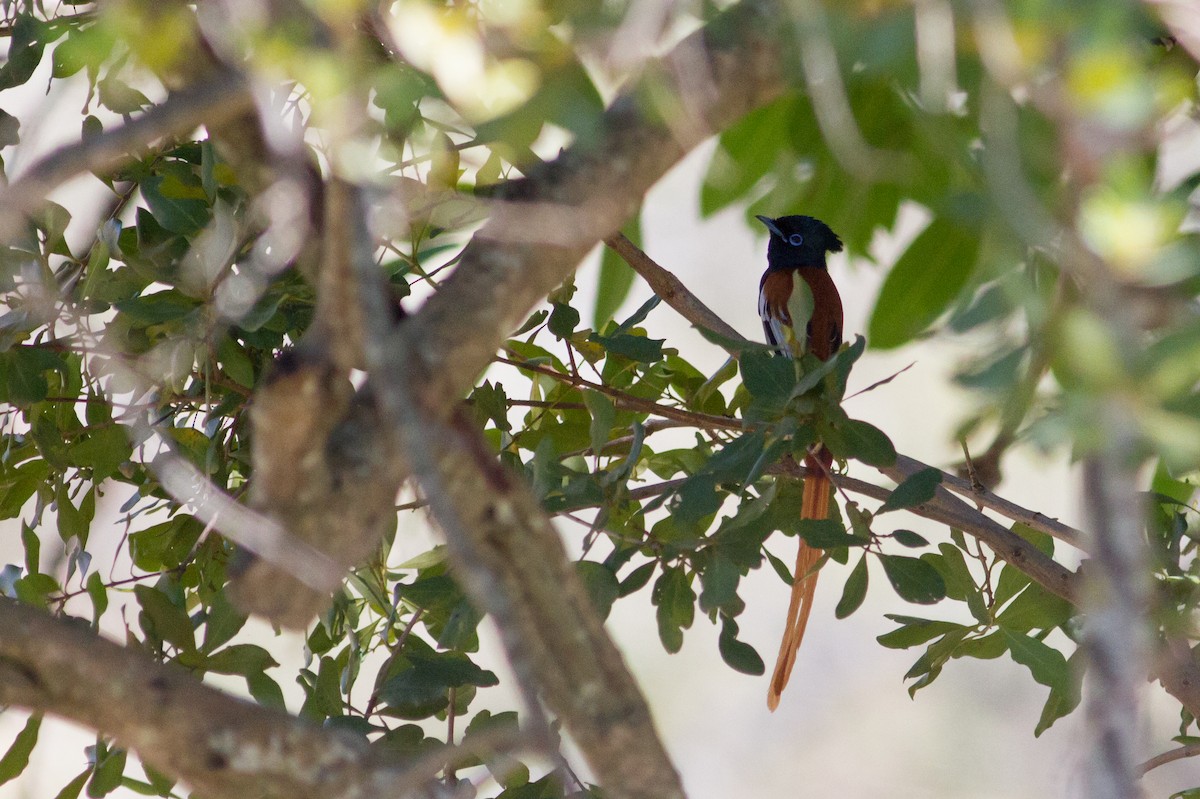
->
[{"left": 787, "top": 233, "right": 804, "bottom": 247}]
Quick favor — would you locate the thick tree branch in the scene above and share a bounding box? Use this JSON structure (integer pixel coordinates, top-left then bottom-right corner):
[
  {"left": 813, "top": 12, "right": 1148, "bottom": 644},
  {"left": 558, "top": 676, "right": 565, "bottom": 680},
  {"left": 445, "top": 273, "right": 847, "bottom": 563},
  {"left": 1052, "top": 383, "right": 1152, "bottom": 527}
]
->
[
  {"left": 374, "top": 355, "right": 686, "bottom": 799},
  {"left": 236, "top": 0, "right": 791, "bottom": 625},
  {"left": 230, "top": 180, "right": 403, "bottom": 625},
  {"left": 0, "top": 600, "right": 461, "bottom": 799},
  {"left": 1079, "top": 414, "right": 1151, "bottom": 799}
]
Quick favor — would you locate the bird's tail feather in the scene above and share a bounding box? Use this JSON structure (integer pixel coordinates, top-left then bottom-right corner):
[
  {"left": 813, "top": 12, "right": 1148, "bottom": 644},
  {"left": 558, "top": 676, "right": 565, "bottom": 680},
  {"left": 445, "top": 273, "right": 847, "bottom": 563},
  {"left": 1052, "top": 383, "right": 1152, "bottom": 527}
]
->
[{"left": 767, "top": 456, "right": 830, "bottom": 711}]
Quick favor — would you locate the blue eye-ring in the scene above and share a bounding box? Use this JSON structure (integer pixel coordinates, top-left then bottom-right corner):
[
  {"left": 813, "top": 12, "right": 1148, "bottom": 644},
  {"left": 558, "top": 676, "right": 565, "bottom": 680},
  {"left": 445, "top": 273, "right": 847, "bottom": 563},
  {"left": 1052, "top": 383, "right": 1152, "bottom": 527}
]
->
[{"left": 787, "top": 233, "right": 804, "bottom": 246}]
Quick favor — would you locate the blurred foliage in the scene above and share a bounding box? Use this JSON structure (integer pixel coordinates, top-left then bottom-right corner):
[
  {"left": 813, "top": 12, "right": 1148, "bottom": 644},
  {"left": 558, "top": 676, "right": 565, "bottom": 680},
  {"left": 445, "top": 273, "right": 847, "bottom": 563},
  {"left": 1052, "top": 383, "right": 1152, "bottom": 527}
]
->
[{"left": 1, "top": 0, "right": 1200, "bottom": 795}]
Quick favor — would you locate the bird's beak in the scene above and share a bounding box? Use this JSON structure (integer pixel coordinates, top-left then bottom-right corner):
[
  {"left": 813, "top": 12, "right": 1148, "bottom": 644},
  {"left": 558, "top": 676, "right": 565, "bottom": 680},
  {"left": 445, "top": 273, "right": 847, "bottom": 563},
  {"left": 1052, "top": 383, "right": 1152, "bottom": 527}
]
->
[{"left": 755, "top": 214, "right": 783, "bottom": 238}]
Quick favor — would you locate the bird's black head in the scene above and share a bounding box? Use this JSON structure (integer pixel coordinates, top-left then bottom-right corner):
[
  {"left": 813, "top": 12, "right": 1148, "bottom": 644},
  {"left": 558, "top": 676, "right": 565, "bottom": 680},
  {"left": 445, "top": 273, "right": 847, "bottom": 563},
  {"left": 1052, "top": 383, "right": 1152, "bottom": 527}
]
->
[{"left": 756, "top": 214, "right": 843, "bottom": 270}]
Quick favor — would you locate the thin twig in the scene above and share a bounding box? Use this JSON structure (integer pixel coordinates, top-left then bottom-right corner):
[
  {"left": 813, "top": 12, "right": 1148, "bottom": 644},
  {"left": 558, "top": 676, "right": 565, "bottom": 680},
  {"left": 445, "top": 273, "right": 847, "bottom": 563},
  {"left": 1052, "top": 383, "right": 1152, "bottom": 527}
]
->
[
  {"left": 843, "top": 361, "right": 916, "bottom": 401},
  {"left": 497, "top": 354, "right": 742, "bottom": 431},
  {"left": 1140, "top": 741, "right": 1200, "bottom": 773},
  {"left": 604, "top": 234, "right": 748, "bottom": 350}
]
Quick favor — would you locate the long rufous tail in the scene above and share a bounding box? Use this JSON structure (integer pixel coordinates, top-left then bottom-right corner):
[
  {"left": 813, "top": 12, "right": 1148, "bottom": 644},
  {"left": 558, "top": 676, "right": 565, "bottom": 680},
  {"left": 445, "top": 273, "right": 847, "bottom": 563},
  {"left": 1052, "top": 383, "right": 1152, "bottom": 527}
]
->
[{"left": 767, "top": 452, "right": 831, "bottom": 711}]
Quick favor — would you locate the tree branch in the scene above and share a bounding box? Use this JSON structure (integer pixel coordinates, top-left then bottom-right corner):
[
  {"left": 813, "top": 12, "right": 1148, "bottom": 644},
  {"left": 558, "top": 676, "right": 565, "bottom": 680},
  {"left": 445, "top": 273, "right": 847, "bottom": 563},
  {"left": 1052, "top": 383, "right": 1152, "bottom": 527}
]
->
[
  {"left": 389, "top": 0, "right": 787, "bottom": 413},
  {"left": 1140, "top": 741, "right": 1200, "bottom": 774},
  {"left": 374, "top": 363, "right": 686, "bottom": 799},
  {"left": 237, "top": 0, "right": 792, "bottom": 628},
  {"left": 604, "top": 234, "right": 749, "bottom": 349},
  {"left": 0, "top": 599, "right": 465, "bottom": 799}
]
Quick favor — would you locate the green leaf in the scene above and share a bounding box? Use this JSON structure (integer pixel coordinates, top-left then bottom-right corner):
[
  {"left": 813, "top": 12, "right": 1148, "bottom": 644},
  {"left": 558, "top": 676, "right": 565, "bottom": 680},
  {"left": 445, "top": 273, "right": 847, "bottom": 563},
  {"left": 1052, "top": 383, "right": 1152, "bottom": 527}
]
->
[
  {"left": 877, "top": 467, "right": 941, "bottom": 514},
  {"left": 612, "top": 296, "right": 661, "bottom": 336},
  {"left": 1011, "top": 521, "right": 1055, "bottom": 558},
  {"left": 134, "top": 585, "right": 196, "bottom": 653},
  {"left": 825, "top": 418, "right": 897, "bottom": 468},
  {"left": 652, "top": 566, "right": 695, "bottom": 654},
  {"left": 796, "top": 519, "right": 865, "bottom": 548},
  {"left": 514, "top": 309, "right": 548, "bottom": 336},
  {"left": 205, "top": 644, "right": 279, "bottom": 676},
  {"left": 1170, "top": 790, "right": 1200, "bottom": 799},
  {"left": 14, "top": 572, "right": 60, "bottom": 607},
  {"left": 996, "top": 582, "right": 1074, "bottom": 632},
  {"left": 201, "top": 592, "right": 247, "bottom": 653},
  {"left": 618, "top": 561, "right": 656, "bottom": 597},
  {"left": 791, "top": 338, "right": 855, "bottom": 398},
  {"left": 67, "top": 425, "right": 132, "bottom": 483},
  {"left": 547, "top": 302, "right": 580, "bottom": 338},
  {"left": 588, "top": 331, "right": 664, "bottom": 363},
  {"left": 0, "top": 713, "right": 41, "bottom": 785},
  {"left": 952, "top": 631, "right": 1008, "bottom": 660},
  {"left": 764, "top": 548, "right": 794, "bottom": 585},
  {"left": 87, "top": 746, "right": 126, "bottom": 797},
  {"left": 217, "top": 336, "right": 255, "bottom": 388},
  {"left": 903, "top": 628, "right": 969, "bottom": 696},
  {"left": 673, "top": 474, "right": 721, "bottom": 532},
  {"left": 0, "top": 460, "right": 50, "bottom": 520},
  {"left": 892, "top": 530, "right": 929, "bottom": 548},
  {"left": 877, "top": 615, "right": 963, "bottom": 649},
  {"left": 596, "top": 218, "right": 640, "bottom": 328},
  {"left": 52, "top": 769, "right": 91, "bottom": 799},
  {"left": 0, "top": 110, "right": 20, "bottom": 148},
  {"left": 429, "top": 132, "right": 460, "bottom": 188},
  {"left": 114, "top": 290, "right": 199, "bottom": 325},
  {"left": 140, "top": 174, "right": 208, "bottom": 235},
  {"left": 56, "top": 486, "right": 91, "bottom": 544},
  {"left": 1002, "top": 629, "right": 1069, "bottom": 691},
  {"left": 97, "top": 76, "right": 150, "bottom": 114},
  {"left": 471, "top": 381, "right": 511, "bottom": 433},
  {"left": 1034, "top": 651, "right": 1083, "bottom": 737},
  {"left": 696, "top": 326, "right": 777, "bottom": 355},
  {"left": 52, "top": 23, "right": 114, "bottom": 79},
  {"left": 575, "top": 561, "right": 619, "bottom": 620},
  {"left": 85, "top": 572, "right": 108, "bottom": 626},
  {"left": 718, "top": 616, "right": 765, "bottom": 675},
  {"left": 739, "top": 351, "right": 796, "bottom": 408},
  {"left": 475, "top": 55, "right": 603, "bottom": 149},
  {"left": 835, "top": 554, "right": 869, "bottom": 618},
  {"left": 248, "top": 672, "right": 286, "bottom": 709},
  {"left": 437, "top": 599, "right": 483, "bottom": 651},
  {"left": 700, "top": 431, "right": 760, "bottom": 485},
  {"left": 582, "top": 390, "right": 615, "bottom": 456},
  {"left": 141, "top": 764, "right": 177, "bottom": 797},
  {"left": 699, "top": 553, "right": 739, "bottom": 613},
  {"left": 879, "top": 554, "right": 946, "bottom": 604},
  {"left": 129, "top": 516, "right": 203, "bottom": 572},
  {"left": 238, "top": 291, "right": 285, "bottom": 332},
  {"left": 21, "top": 522, "right": 40, "bottom": 577},
  {"left": 301, "top": 656, "right": 346, "bottom": 721},
  {"left": 464, "top": 711, "right": 528, "bottom": 788},
  {"left": 379, "top": 653, "right": 498, "bottom": 720},
  {"left": 0, "top": 16, "right": 46, "bottom": 92},
  {"left": 933, "top": 542, "right": 977, "bottom": 602},
  {"left": 0, "top": 347, "right": 64, "bottom": 406},
  {"left": 868, "top": 217, "right": 981, "bottom": 349}
]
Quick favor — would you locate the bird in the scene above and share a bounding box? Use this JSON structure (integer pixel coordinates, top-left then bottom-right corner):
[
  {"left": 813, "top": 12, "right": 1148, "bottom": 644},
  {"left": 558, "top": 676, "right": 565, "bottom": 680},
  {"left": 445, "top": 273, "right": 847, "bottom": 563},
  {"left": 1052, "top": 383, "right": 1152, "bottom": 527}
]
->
[{"left": 755, "top": 213, "right": 844, "bottom": 711}]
